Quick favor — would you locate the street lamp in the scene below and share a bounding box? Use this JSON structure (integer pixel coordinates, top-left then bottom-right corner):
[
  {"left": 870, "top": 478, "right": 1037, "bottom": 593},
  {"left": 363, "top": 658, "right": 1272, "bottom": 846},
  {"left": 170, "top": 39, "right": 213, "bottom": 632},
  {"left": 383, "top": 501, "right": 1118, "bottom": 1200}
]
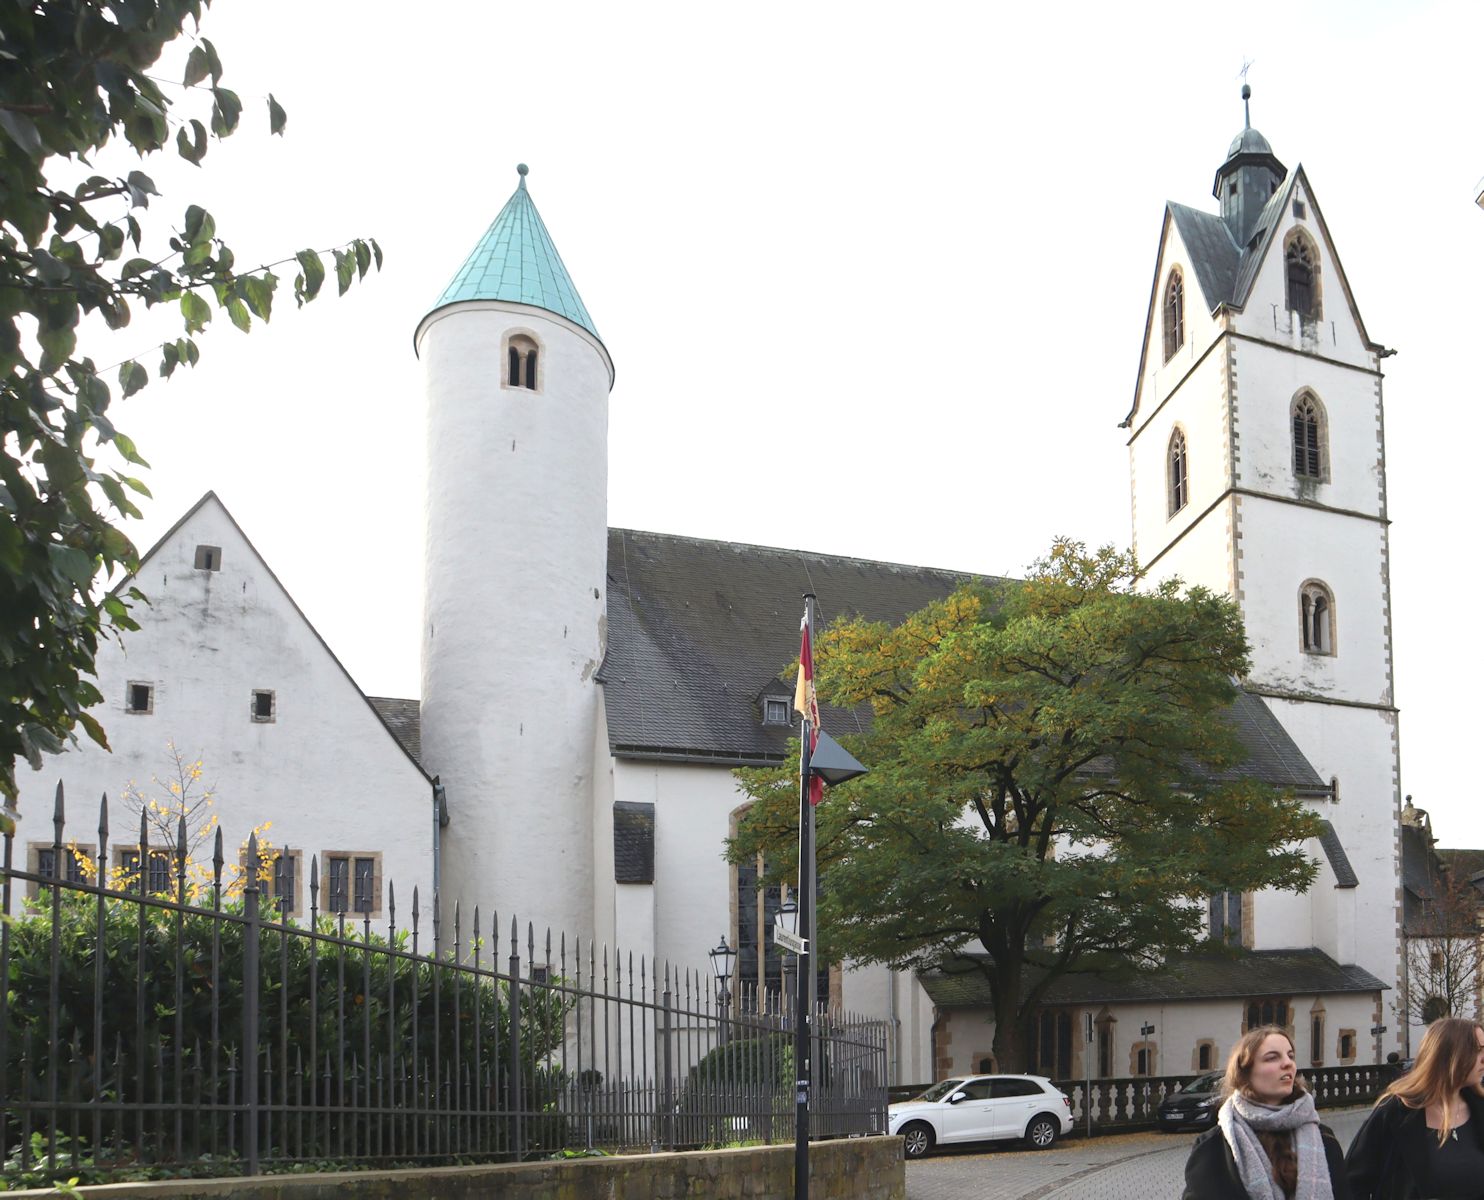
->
[
  {"left": 775, "top": 897, "right": 799, "bottom": 1013},
  {"left": 709, "top": 934, "right": 737, "bottom": 1010}
]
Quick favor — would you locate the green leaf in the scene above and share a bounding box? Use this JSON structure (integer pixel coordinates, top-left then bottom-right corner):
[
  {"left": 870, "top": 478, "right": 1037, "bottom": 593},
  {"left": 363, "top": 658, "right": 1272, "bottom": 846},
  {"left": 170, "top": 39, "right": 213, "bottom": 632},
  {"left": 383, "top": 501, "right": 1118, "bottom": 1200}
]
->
[
  {"left": 226, "top": 297, "right": 251, "bottom": 332},
  {"left": 112, "top": 433, "right": 148, "bottom": 468},
  {"left": 203, "top": 37, "right": 223, "bottom": 84},
  {"left": 48, "top": 544, "right": 97, "bottom": 588},
  {"left": 210, "top": 87, "right": 242, "bottom": 137},
  {"left": 121, "top": 256, "right": 154, "bottom": 279},
  {"left": 179, "top": 291, "right": 211, "bottom": 332},
  {"left": 118, "top": 360, "right": 148, "bottom": 397},
  {"left": 354, "top": 239, "right": 371, "bottom": 280},
  {"left": 295, "top": 250, "right": 325, "bottom": 303},
  {"left": 334, "top": 249, "right": 354, "bottom": 296},
  {"left": 184, "top": 46, "right": 209, "bottom": 88},
  {"left": 241, "top": 272, "right": 275, "bottom": 322},
  {"left": 268, "top": 93, "right": 287, "bottom": 136},
  {"left": 371, "top": 239, "right": 384, "bottom": 270},
  {"left": 0, "top": 109, "right": 43, "bottom": 157},
  {"left": 77, "top": 711, "right": 111, "bottom": 751},
  {"left": 125, "top": 170, "right": 157, "bottom": 209},
  {"left": 184, "top": 205, "right": 215, "bottom": 245}
]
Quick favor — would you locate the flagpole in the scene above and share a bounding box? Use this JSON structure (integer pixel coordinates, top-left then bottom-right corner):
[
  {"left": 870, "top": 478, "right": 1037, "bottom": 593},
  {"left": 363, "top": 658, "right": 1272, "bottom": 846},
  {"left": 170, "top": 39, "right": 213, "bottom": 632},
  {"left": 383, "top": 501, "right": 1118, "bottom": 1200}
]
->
[{"left": 794, "top": 592, "right": 815, "bottom": 1200}]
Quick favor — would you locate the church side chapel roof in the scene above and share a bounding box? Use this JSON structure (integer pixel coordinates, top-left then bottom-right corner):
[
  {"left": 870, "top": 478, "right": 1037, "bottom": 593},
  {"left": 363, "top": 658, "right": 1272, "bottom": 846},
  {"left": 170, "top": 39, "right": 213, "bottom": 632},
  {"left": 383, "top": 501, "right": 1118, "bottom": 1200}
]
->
[
  {"left": 598, "top": 529, "right": 1328, "bottom": 798},
  {"left": 368, "top": 697, "right": 422, "bottom": 765},
  {"left": 423, "top": 164, "right": 600, "bottom": 340},
  {"left": 920, "top": 947, "right": 1387, "bottom": 1009}
]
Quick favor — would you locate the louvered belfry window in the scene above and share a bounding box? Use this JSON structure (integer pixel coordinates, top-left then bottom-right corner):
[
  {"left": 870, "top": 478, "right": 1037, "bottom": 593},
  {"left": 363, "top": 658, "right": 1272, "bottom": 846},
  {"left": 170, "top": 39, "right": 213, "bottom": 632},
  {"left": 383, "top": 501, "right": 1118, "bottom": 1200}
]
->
[
  {"left": 1162, "top": 269, "right": 1184, "bottom": 362},
  {"left": 1293, "top": 394, "right": 1323, "bottom": 478},
  {"left": 1285, "top": 235, "right": 1321, "bottom": 322},
  {"left": 1168, "top": 429, "right": 1189, "bottom": 516}
]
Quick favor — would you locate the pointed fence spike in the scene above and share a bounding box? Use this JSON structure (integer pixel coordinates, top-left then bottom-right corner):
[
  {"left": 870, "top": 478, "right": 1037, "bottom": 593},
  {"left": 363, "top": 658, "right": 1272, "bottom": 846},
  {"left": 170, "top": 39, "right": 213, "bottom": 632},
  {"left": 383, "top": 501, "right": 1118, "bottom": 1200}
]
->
[
  {"left": 53, "top": 780, "right": 65, "bottom": 828},
  {"left": 176, "top": 813, "right": 187, "bottom": 856},
  {"left": 212, "top": 826, "right": 224, "bottom": 869},
  {"left": 97, "top": 794, "right": 109, "bottom": 837},
  {"left": 411, "top": 886, "right": 420, "bottom": 919},
  {"left": 387, "top": 880, "right": 396, "bottom": 923}
]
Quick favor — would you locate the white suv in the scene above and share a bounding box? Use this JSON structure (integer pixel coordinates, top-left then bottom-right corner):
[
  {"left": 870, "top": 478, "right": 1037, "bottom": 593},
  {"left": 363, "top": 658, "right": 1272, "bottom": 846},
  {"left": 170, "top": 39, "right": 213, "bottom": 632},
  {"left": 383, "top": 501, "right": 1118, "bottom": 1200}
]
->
[{"left": 889, "top": 1074, "right": 1074, "bottom": 1158}]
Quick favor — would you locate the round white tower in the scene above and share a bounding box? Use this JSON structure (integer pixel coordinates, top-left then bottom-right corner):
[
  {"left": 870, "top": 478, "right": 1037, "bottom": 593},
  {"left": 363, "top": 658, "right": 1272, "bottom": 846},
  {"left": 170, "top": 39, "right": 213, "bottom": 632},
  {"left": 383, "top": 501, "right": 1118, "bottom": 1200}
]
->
[{"left": 415, "top": 165, "right": 614, "bottom": 944}]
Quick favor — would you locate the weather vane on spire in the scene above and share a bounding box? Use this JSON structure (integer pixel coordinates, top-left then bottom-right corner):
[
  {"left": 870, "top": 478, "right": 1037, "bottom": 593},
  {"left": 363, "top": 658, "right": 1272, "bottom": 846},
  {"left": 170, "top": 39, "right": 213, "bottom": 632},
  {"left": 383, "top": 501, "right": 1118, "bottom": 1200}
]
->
[{"left": 1238, "top": 59, "right": 1255, "bottom": 128}]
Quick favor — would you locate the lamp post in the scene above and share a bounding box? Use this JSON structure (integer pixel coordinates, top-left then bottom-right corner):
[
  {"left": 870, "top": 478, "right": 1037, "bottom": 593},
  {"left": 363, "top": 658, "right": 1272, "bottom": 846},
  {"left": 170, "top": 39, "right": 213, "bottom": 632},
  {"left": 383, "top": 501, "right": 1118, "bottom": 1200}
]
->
[
  {"left": 793, "top": 592, "right": 868, "bottom": 1200},
  {"left": 775, "top": 897, "right": 799, "bottom": 1016},
  {"left": 709, "top": 934, "right": 737, "bottom": 1044}
]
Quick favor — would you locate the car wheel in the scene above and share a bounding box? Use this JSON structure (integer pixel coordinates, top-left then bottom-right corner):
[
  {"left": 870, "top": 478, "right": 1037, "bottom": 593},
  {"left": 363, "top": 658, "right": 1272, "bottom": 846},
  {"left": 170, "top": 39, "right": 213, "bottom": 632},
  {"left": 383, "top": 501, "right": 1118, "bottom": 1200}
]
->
[
  {"left": 1025, "top": 1114, "right": 1059, "bottom": 1150},
  {"left": 901, "top": 1121, "right": 935, "bottom": 1159}
]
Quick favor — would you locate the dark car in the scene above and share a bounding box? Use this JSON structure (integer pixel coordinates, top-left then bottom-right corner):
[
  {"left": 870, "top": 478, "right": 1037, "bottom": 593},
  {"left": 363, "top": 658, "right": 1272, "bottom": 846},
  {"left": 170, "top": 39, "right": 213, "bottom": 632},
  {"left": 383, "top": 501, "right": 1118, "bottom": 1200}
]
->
[{"left": 1157, "top": 1070, "right": 1224, "bottom": 1131}]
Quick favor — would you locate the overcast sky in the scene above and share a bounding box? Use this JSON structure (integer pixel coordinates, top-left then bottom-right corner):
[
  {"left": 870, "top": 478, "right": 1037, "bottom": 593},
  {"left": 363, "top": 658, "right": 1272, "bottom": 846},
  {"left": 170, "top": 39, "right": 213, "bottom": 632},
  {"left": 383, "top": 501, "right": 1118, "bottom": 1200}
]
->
[{"left": 73, "top": 1, "right": 1484, "bottom": 844}]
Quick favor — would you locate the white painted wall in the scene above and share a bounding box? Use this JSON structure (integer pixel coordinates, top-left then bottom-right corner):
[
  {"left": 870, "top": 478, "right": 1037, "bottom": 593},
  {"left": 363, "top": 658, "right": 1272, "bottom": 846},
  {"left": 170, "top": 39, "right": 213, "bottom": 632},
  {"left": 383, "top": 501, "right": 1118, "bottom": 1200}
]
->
[
  {"left": 418, "top": 300, "right": 613, "bottom": 943},
  {"left": 935, "top": 991, "right": 1382, "bottom": 1082},
  {"left": 11, "top": 496, "right": 434, "bottom": 923}
]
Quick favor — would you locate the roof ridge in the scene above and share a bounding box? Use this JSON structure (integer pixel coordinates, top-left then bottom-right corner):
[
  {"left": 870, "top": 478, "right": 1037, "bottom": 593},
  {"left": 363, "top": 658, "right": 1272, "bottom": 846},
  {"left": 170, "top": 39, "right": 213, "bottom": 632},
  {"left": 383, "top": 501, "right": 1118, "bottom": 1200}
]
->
[{"left": 608, "top": 526, "right": 1005, "bottom": 582}]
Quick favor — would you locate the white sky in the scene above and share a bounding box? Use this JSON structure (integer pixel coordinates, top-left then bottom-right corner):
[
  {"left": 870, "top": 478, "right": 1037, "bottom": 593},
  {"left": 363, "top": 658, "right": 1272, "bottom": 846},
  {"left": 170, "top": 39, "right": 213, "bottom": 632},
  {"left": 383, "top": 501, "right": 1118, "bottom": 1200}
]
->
[{"left": 71, "top": 1, "right": 1484, "bottom": 844}]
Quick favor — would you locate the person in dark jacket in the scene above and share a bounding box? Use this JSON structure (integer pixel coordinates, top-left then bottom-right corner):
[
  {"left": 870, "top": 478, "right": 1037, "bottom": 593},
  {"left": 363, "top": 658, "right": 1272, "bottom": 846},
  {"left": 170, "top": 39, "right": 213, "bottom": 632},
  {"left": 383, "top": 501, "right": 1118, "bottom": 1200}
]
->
[
  {"left": 1183, "top": 1024, "right": 1352, "bottom": 1200},
  {"left": 1344, "top": 1016, "right": 1484, "bottom": 1200}
]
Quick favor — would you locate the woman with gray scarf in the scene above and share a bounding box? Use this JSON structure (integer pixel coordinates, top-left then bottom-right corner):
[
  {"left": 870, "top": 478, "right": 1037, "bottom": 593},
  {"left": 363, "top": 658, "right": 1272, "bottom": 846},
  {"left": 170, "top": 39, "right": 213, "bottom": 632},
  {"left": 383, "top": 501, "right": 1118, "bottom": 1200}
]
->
[{"left": 1182, "top": 1025, "right": 1352, "bottom": 1200}]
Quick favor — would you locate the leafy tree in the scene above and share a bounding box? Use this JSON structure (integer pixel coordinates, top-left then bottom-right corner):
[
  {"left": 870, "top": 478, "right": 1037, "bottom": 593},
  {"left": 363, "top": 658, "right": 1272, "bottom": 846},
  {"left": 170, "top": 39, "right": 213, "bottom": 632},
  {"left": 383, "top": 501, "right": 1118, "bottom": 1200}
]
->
[
  {"left": 730, "top": 540, "right": 1322, "bottom": 1072},
  {"left": 0, "top": 0, "right": 382, "bottom": 811}
]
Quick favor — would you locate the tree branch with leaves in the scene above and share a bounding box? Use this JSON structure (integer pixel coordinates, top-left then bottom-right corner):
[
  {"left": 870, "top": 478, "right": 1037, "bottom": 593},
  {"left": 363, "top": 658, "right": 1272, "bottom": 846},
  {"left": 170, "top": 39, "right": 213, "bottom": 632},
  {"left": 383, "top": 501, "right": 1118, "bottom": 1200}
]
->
[{"left": 0, "top": 0, "right": 382, "bottom": 812}]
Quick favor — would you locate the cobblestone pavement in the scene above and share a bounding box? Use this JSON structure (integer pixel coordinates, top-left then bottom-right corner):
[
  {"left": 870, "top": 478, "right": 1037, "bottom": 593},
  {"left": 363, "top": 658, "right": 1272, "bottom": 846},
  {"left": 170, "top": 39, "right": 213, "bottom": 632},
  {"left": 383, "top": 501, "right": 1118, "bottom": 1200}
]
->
[{"left": 905, "top": 1107, "right": 1370, "bottom": 1200}]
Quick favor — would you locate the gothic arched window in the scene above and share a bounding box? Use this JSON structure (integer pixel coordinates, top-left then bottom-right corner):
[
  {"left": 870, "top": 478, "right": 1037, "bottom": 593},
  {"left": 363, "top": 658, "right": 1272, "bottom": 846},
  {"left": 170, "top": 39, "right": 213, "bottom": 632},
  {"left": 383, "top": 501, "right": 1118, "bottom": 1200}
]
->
[
  {"left": 1168, "top": 428, "right": 1189, "bottom": 517},
  {"left": 1285, "top": 232, "right": 1322, "bottom": 324},
  {"left": 1162, "top": 269, "right": 1185, "bottom": 363},
  {"left": 1300, "top": 581, "right": 1336, "bottom": 656},
  {"left": 505, "top": 333, "right": 540, "bottom": 391},
  {"left": 1292, "top": 391, "right": 1327, "bottom": 480}
]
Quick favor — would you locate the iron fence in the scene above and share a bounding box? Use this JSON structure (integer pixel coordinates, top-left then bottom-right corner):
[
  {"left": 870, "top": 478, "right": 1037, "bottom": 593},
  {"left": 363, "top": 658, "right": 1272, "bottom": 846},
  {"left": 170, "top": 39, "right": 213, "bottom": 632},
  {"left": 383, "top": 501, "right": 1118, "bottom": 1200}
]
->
[{"left": 1, "top": 786, "right": 887, "bottom": 1184}]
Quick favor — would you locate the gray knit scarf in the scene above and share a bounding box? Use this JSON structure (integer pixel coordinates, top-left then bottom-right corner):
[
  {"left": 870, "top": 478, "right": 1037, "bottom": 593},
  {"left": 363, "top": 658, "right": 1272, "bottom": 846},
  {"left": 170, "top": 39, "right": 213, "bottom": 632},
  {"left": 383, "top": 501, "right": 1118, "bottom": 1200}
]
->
[{"left": 1217, "top": 1090, "right": 1333, "bottom": 1200}]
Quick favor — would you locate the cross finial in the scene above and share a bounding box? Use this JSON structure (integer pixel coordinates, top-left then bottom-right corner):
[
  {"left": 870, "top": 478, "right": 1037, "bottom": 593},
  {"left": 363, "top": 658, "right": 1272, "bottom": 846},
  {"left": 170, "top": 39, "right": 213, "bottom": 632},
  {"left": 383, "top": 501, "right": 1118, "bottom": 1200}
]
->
[{"left": 1238, "top": 59, "right": 1256, "bottom": 129}]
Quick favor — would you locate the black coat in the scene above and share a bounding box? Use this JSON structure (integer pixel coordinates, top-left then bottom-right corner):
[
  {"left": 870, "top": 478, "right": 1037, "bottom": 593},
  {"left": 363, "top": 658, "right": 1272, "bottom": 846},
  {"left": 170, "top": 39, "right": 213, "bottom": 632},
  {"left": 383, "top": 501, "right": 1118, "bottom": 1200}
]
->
[
  {"left": 1183, "top": 1122, "right": 1353, "bottom": 1200},
  {"left": 1343, "top": 1091, "right": 1484, "bottom": 1200}
]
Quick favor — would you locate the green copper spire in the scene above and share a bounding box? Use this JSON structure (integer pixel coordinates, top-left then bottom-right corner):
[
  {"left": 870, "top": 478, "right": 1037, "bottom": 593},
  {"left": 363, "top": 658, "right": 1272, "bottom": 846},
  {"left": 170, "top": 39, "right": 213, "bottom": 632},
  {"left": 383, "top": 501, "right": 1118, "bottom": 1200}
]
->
[{"left": 427, "top": 164, "right": 599, "bottom": 339}]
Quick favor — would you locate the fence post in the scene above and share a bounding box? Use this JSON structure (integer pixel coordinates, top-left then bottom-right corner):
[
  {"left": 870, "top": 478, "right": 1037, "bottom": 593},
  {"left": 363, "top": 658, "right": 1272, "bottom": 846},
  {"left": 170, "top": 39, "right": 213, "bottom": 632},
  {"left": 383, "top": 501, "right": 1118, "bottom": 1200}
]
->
[
  {"left": 508, "top": 915, "right": 523, "bottom": 1160},
  {"left": 660, "top": 964, "right": 675, "bottom": 1150},
  {"left": 243, "top": 833, "right": 261, "bottom": 1175}
]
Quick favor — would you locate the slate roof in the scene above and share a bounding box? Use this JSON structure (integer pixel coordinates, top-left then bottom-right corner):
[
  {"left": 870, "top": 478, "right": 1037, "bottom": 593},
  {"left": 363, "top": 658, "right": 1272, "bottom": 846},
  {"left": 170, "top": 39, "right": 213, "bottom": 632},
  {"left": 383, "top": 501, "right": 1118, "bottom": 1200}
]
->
[
  {"left": 368, "top": 697, "right": 422, "bottom": 766},
  {"left": 920, "top": 948, "right": 1387, "bottom": 1009},
  {"left": 1437, "top": 848, "right": 1484, "bottom": 884},
  {"left": 599, "top": 528, "right": 1328, "bottom": 797},
  {"left": 1168, "top": 169, "right": 1298, "bottom": 315},
  {"left": 422, "top": 165, "right": 600, "bottom": 342},
  {"left": 1316, "top": 820, "right": 1358, "bottom": 888}
]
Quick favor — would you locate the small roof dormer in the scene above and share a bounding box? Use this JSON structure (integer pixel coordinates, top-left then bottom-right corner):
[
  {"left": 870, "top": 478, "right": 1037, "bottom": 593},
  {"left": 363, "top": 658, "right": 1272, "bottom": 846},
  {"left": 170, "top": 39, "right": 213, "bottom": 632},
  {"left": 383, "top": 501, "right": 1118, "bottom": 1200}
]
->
[
  {"left": 419, "top": 164, "right": 602, "bottom": 346},
  {"left": 1213, "top": 85, "right": 1287, "bottom": 248}
]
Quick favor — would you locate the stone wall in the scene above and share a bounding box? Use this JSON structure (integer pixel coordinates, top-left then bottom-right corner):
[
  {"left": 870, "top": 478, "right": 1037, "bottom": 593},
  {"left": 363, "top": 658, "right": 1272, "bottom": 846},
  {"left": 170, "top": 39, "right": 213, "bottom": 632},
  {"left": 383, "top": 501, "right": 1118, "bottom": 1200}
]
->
[{"left": 2, "top": 1137, "right": 904, "bottom": 1200}]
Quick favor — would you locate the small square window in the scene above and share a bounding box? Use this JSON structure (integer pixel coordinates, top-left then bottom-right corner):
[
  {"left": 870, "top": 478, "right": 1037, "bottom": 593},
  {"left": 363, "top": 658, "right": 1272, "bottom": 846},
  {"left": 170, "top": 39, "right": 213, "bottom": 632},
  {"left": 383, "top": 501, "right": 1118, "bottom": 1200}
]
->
[
  {"left": 1293, "top": 200, "right": 1306, "bottom": 220},
  {"left": 762, "top": 697, "right": 791, "bottom": 726},
  {"left": 126, "top": 682, "right": 153, "bottom": 714},
  {"left": 252, "top": 689, "right": 275, "bottom": 723},
  {"left": 194, "top": 545, "right": 222, "bottom": 571}
]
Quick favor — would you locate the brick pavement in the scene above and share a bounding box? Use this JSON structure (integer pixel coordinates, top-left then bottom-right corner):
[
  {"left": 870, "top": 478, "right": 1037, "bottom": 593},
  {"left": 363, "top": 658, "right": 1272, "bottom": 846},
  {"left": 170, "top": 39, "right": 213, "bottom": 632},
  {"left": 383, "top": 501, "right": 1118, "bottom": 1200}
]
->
[{"left": 905, "top": 1107, "right": 1371, "bottom": 1200}]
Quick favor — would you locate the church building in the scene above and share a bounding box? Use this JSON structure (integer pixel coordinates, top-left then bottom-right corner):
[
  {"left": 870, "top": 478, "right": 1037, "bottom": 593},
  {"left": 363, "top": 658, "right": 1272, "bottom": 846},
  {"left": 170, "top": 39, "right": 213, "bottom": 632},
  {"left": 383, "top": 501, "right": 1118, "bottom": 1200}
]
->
[{"left": 13, "top": 93, "right": 1404, "bottom": 1086}]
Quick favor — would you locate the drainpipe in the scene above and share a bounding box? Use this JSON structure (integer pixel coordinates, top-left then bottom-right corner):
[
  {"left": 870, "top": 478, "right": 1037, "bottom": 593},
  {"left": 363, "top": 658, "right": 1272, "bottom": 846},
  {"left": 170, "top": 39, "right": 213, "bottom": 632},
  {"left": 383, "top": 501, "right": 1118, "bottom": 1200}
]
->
[
  {"left": 431, "top": 776, "right": 448, "bottom": 911},
  {"left": 889, "top": 969, "right": 901, "bottom": 1084}
]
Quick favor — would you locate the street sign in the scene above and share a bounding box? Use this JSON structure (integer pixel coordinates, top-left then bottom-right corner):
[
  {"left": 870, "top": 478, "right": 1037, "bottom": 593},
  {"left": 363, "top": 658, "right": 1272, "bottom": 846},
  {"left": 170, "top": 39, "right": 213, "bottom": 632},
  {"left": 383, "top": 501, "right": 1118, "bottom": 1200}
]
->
[
  {"left": 1370, "top": 1025, "right": 1387, "bottom": 1036},
  {"left": 774, "top": 927, "right": 808, "bottom": 956}
]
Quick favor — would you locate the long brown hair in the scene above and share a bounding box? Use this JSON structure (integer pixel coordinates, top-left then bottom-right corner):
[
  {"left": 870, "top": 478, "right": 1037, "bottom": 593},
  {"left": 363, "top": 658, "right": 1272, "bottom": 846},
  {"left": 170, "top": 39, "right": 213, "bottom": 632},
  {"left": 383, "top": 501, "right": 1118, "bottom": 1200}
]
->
[
  {"left": 1224, "top": 1025, "right": 1306, "bottom": 1197},
  {"left": 1379, "top": 1017, "right": 1484, "bottom": 1145}
]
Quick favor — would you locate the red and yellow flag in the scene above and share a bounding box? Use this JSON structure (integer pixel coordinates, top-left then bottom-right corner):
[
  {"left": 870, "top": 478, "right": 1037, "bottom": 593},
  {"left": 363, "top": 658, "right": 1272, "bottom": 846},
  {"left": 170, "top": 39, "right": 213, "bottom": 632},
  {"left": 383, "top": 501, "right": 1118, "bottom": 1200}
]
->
[{"left": 795, "top": 618, "right": 824, "bottom": 806}]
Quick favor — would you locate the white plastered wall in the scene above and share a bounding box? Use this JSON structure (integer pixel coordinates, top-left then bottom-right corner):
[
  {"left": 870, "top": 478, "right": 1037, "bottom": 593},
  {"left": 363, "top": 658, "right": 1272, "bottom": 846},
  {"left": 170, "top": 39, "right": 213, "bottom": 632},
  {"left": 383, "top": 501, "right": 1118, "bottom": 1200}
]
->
[
  {"left": 935, "top": 992, "right": 1381, "bottom": 1082},
  {"left": 418, "top": 301, "right": 611, "bottom": 945},
  {"left": 11, "top": 497, "right": 434, "bottom": 922}
]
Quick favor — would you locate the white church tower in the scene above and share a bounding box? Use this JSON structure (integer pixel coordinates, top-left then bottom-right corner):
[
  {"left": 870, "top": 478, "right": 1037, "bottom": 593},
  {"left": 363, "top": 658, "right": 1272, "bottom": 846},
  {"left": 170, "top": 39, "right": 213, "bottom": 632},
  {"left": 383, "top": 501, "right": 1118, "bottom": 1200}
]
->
[
  {"left": 416, "top": 165, "right": 614, "bottom": 941},
  {"left": 1124, "top": 89, "right": 1402, "bottom": 1055}
]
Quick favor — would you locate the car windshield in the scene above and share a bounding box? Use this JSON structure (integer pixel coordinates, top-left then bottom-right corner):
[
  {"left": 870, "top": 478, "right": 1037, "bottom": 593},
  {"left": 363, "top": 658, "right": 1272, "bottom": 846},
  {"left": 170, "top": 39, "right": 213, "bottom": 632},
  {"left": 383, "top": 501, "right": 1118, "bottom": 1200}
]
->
[
  {"left": 1178, "top": 1072, "right": 1222, "bottom": 1094},
  {"left": 917, "top": 1078, "right": 967, "bottom": 1103}
]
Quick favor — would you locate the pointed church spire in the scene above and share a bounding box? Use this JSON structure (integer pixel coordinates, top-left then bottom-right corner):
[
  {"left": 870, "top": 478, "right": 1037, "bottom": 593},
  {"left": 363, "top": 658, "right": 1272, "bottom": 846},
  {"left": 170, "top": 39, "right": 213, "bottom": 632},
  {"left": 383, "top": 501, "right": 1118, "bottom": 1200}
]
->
[
  {"left": 1212, "top": 84, "right": 1287, "bottom": 247},
  {"left": 423, "top": 164, "right": 600, "bottom": 340}
]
